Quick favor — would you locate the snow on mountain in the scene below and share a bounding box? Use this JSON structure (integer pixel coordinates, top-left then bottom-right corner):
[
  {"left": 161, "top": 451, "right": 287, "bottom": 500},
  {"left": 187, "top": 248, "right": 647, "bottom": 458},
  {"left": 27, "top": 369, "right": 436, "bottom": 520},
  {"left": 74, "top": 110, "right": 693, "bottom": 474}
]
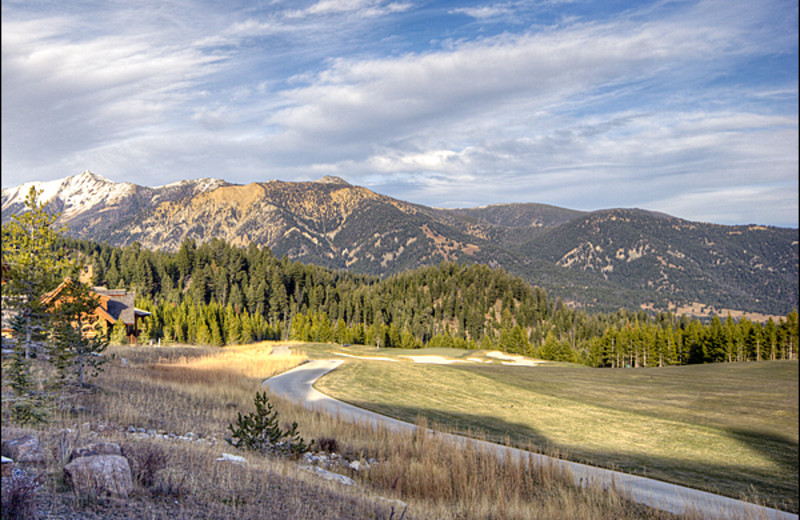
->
[
  {"left": 2, "top": 171, "right": 227, "bottom": 220},
  {"left": 2, "top": 170, "right": 136, "bottom": 219}
]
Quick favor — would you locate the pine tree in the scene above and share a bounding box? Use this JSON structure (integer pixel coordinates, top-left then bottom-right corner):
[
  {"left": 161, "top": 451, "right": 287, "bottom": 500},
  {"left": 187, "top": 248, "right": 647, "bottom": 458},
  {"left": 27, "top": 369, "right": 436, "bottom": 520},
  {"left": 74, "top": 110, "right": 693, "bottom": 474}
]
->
[
  {"left": 226, "top": 391, "right": 312, "bottom": 457},
  {"left": 110, "top": 319, "right": 128, "bottom": 345},
  {"left": 2, "top": 187, "right": 70, "bottom": 358},
  {"left": 48, "top": 278, "right": 109, "bottom": 388},
  {"left": 2, "top": 187, "right": 71, "bottom": 424}
]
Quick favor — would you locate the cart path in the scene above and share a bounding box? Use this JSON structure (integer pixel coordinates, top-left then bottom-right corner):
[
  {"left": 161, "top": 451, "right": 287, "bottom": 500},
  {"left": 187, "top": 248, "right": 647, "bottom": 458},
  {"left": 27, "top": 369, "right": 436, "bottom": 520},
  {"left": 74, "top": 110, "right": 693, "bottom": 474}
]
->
[{"left": 264, "top": 359, "right": 797, "bottom": 520}]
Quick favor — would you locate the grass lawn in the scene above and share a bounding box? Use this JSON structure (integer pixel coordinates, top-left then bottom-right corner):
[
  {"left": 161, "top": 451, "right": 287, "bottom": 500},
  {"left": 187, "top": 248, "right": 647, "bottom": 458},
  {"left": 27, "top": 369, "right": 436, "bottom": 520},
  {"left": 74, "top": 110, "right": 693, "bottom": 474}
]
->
[{"left": 308, "top": 345, "right": 798, "bottom": 513}]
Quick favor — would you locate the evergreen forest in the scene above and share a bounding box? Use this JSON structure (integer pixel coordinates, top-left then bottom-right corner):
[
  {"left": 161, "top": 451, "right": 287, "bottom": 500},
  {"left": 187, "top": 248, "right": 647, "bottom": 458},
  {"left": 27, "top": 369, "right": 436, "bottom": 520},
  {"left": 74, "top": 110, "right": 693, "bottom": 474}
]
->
[{"left": 63, "top": 237, "right": 799, "bottom": 367}]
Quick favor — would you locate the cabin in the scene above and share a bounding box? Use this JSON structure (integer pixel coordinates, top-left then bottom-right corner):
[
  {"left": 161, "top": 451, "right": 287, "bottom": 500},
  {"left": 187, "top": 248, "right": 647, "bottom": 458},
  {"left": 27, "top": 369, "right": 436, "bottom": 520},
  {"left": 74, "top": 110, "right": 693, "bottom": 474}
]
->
[
  {"left": 2, "top": 269, "right": 151, "bottom": 344},
  {"left": 41, "top": 279, "right": 151, "bottom": 344}
]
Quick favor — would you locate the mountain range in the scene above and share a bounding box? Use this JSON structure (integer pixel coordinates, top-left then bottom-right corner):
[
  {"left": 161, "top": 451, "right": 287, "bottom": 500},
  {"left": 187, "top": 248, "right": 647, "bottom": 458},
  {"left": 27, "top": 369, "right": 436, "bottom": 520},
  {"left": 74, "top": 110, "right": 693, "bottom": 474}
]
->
[{"left": 3, "top": 170, "right": 797, "bottom": 316}]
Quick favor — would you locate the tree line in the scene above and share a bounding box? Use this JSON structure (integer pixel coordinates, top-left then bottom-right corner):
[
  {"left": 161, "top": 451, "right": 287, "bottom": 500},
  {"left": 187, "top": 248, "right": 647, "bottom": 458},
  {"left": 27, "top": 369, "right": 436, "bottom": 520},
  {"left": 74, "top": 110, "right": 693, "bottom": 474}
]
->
[{"left": 65, "top": 234, "right": 799, "bottom": 366}]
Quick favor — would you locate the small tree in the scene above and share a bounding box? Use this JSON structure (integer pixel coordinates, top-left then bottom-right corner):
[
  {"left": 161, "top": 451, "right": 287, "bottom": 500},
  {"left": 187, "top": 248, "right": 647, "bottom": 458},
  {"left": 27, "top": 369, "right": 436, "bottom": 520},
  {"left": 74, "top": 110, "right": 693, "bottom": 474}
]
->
[
  {"left": 226, "top": 392, "right": 312, "bottom": 457},
  {"left": 2, "top": 187, "right": 70, "bottom": 425},
  {"left": 109, "top": 319, "right": 128, "bottom": 345},
  {"left": 48, "top": 279, "right": 109, "bottom": 388}
]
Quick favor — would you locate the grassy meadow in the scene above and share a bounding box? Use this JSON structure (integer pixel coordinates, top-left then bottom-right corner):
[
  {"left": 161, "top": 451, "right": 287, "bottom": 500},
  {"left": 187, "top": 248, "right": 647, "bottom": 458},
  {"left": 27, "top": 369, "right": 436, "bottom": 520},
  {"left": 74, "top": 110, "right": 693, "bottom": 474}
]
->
[
  {"left": 307, "top": 345, "right": 799, "bottom": 513},
  {"left": 1, "top": 341, "right": 702, "bottom": 520}
]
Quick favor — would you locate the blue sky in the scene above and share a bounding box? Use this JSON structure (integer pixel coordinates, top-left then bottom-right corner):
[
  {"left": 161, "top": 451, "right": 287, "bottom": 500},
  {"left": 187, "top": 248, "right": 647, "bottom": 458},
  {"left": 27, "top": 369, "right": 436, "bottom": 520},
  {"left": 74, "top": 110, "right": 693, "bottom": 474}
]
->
[{"left": 2, "top": 0, "right": 798, "bottom": 227}]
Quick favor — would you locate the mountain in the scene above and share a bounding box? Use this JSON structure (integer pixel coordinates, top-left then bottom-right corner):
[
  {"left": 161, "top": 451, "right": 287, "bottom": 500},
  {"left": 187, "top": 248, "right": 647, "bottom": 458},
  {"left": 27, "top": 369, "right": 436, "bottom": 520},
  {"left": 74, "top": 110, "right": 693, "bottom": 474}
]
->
[{"left": 3, "top": 171, "right": 798, "bottom": 316}]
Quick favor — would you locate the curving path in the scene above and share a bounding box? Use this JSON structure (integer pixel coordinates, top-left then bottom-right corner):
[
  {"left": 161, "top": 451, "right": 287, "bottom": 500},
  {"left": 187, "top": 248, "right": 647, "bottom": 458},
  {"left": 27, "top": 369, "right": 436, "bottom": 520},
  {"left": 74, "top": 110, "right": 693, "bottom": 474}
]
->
[{"left": 264, "top": 359, "right": 797, "bottom": 520}]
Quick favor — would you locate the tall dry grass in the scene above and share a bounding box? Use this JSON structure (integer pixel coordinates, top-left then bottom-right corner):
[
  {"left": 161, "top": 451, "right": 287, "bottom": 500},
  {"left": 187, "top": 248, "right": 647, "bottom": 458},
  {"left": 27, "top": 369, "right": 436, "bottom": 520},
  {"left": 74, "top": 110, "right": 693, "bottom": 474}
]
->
[{"left": 3, "top": 343, "right": 705, "bottom": 519}]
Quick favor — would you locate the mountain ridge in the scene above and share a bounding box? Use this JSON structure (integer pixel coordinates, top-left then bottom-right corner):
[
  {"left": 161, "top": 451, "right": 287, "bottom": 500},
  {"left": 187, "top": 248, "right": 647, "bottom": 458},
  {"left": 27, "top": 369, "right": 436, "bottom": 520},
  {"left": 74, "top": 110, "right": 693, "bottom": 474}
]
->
[{"left": 3, "top": 171, "right": 797, "bottom": 316}]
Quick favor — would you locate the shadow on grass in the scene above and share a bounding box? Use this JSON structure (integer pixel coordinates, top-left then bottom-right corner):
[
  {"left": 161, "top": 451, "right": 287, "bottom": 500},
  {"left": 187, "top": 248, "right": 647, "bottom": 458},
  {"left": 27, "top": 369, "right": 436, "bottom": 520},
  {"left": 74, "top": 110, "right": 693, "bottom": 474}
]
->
[{"left": 338, "top": 400, "right": 799, "bottom": 515}]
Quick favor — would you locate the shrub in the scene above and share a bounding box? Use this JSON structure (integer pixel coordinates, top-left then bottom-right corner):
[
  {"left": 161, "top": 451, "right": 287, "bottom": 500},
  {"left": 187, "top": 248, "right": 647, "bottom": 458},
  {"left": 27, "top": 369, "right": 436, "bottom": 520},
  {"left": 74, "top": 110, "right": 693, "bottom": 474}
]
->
[
  {"left": 317, "top": 436, "right": 339, "bottom": 454},
  {"left": 226, "top": 391, "right": 313, "bottom": 457},
  {"left": 1, "top": 469, "right": 43, "bottom": 520},
  {"left": 123, "top": 442, "right": 169, "bottom": 489}
]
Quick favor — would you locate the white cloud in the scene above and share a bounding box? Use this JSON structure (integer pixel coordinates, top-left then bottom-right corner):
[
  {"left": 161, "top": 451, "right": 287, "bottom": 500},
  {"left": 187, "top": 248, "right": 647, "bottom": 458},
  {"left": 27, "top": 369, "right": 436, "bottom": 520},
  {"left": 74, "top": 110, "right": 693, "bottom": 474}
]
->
[{"left": 1, "top": 0, "right": 797, "bottom": 227}]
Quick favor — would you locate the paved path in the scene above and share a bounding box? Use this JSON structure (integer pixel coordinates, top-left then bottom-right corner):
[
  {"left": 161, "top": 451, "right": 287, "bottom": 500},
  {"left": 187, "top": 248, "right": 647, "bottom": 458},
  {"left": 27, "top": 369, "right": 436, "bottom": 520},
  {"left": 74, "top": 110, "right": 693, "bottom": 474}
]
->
[{"left": 264, "top": 359, "right": 798, "bottom": 520}]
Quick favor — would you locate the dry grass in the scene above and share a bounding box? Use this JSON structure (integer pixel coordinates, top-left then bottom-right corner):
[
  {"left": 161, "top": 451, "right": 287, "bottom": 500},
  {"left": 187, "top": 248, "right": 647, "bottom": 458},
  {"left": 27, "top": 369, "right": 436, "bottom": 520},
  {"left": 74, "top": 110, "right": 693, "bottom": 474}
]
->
[{"left": 1, "top": 342, "right": 708, "bottom": 519}]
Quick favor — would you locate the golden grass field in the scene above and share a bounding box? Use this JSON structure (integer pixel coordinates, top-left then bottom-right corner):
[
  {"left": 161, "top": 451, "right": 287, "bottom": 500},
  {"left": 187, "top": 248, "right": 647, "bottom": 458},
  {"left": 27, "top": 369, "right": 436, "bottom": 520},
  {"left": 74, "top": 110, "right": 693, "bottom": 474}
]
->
[
  {"left": 306, "top": 344, "right": 798, "bottom": 514},
  {"left": 0, "top": 341, "right": 719, "bottom": 519}
]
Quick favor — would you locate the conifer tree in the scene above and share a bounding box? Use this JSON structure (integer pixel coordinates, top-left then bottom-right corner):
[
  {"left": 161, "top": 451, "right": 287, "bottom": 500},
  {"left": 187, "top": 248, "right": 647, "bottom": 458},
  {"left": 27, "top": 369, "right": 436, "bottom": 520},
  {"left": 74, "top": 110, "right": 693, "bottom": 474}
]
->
[
  {"left": 110, "top": 319, "right": 128, "bottom": 345},
  {"left": 2, "top": 187, "right": 70, "bottom": 424},
  {"left": 48, "top": 278, "right": 109, "bottom": 388}
]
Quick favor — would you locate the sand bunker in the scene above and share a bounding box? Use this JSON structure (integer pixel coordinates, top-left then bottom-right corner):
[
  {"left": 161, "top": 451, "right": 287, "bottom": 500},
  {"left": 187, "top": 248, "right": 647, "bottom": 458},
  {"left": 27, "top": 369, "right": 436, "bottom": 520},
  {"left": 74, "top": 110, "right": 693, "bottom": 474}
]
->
[
  {"left": 399, "top": 355, "right": 469, "bottom": 364},
  {"left": 486, "top": 351, "right": 543, "bottom": 366},
  {"left": 333, "top": 351, "right": 542, "bottom": 366},
  {"left": 333, "top": 352, "right": 398, "bottom": 362}
]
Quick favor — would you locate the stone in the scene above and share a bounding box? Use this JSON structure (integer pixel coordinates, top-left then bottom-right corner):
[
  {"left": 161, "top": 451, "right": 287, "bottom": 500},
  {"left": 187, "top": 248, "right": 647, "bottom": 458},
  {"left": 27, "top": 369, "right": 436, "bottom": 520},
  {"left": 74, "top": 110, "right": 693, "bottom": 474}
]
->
[
  {"left": 216, "top": 453, "right": 248, "bottom": 465},
  {"left": 348, "top": 460, "right": 363, "bottom": 471},
  {"left": 69, "top": 442, "right": 122, "bottom": 462},
  {"left": 299, "top": 465, "right": 355, "bottom": 486},
  {"left": 1, "top": 435, "right": 46, "bottom": 464},
  {"left": 1, "top": 456, "right": 13, "bottom": 477},
  {"left": 63, "top": 455, "right": 133, "bottom": 498}
]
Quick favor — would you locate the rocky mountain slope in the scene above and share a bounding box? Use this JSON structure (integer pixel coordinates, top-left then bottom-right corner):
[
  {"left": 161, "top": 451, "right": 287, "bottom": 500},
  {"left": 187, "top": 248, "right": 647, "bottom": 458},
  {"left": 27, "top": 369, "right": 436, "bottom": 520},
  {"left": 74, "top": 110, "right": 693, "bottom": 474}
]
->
[{"left": 3, "top": 171, "right": 798, "bottom": 315}]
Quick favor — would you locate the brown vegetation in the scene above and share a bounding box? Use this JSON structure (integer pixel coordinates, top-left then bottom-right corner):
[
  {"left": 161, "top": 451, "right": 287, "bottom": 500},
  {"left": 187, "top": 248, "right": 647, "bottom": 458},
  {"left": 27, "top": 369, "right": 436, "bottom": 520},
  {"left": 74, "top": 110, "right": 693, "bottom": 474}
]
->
[{"left": 2, "top": 343, "right": 707, "bottom": 519}]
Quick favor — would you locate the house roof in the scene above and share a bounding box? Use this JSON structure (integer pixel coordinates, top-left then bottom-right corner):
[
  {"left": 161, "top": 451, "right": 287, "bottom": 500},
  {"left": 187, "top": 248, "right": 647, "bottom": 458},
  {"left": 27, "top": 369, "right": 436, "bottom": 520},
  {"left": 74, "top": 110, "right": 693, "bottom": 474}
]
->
[
  {"left": 93, "top": 287, "right": 136, "bottom": 325},
  {"left": 42, "top": 281, "right": 147, "bottom": 326}
]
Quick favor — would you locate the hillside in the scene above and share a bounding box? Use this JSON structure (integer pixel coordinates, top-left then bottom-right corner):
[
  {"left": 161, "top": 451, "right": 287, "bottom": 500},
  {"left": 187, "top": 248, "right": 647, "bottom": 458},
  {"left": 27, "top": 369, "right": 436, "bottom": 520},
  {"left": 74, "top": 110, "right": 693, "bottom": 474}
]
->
[{"left": 3, "top": 171, "right": 798, "bottom": 315}]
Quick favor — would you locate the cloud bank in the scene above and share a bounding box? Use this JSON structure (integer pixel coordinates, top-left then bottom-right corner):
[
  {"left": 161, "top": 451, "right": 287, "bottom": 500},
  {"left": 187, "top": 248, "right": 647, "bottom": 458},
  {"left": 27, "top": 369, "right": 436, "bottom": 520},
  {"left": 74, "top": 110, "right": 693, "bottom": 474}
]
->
[{"left": 2, "top": 0, "right": 797, "bottom": 226}]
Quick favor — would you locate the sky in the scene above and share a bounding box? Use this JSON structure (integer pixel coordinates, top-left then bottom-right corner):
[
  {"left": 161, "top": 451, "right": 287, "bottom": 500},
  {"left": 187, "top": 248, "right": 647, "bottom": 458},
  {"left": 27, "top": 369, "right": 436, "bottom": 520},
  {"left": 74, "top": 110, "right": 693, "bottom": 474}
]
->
[{"left": 2, "top": 0, "right": 798, "bottom": 228}]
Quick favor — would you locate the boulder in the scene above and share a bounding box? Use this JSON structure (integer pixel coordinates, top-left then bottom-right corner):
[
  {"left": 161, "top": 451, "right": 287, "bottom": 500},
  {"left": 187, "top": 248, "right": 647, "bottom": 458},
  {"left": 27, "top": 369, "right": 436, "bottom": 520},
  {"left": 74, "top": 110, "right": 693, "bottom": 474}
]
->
[
  {"left": 63, "top": 455, "right": 133, "bottom": 498},
  {"left": 69, "top": 442, "right": 122, "bottom": 462},
  {"left": 216, "top": 453, "right": 248, "bottom": 465},
  {"left": 1, "top": 456, "right": 13, "bottom": 477},
  {"left": 299, "top": 465, "right": 355, "bottom": 486},
  {"left": 1, "top": 435, "right": 46, "bottom": 464}
]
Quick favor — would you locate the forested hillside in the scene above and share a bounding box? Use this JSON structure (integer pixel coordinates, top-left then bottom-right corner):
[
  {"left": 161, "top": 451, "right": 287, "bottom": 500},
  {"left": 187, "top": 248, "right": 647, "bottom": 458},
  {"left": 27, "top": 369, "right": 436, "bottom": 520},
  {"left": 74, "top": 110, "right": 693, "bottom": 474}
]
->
[
  {"left": 65, "top": 237, "right": 799, "bottom": 367},
  {"left": 5, "top": 172, "right": 797, "bottom": 316}
]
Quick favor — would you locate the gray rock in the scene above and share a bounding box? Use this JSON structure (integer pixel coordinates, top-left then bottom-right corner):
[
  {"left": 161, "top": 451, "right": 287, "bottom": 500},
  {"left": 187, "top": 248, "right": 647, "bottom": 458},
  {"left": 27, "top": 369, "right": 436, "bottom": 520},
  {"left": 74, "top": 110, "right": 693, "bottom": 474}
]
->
[
  {"left": 1, "top": 435, "right": 46, "bottom": 464},
  {"left": 69, "top": 442, "right": 122, "bottom": 462},
  {"left": 299, "top": 465, "right": 355, "bottom": 486},
  {"left": 216, "top": 453, "right": 248, "bottom": 465},
  {"left": 63, "top": 455, "right": 133, "bottom": 498}
]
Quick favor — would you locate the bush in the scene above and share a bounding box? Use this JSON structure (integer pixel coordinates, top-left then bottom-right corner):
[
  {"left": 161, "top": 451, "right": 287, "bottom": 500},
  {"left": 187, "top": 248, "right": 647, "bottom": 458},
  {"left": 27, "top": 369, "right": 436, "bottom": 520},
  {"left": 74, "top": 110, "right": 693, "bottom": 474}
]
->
[
  {"left": 226, "top": 392, "right": 313, "bottom": 457},
  {"left": 1, "top": 469, "right": 43, "bottom": 520},
  {"left": 123, "top": 442, "right": 169, "bottom": 489}
]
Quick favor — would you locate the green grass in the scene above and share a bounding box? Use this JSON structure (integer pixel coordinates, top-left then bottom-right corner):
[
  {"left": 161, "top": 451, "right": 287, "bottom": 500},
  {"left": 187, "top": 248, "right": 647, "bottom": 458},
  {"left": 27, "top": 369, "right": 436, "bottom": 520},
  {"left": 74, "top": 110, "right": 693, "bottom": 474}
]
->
[{"left": 306, "top": 345, "right": 798, "bottom": 513}]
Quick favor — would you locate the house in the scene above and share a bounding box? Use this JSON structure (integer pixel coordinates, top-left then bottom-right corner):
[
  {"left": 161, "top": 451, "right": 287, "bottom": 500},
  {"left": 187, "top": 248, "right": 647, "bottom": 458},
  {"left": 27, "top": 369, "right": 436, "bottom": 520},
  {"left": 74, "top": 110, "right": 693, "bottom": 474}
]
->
[
  {"left": 89, "top": 286, "right": 151, "bottom": 343},
  {"left": 34, "top": 277, "right": 151, "bottom": 344}
]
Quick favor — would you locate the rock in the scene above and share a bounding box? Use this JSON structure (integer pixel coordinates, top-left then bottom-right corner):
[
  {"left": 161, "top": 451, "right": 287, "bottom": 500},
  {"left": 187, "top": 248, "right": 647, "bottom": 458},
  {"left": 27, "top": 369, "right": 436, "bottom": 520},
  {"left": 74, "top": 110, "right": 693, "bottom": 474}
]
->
[
  {"left": 69, "top": 442, "right": 122, "bottom": 462},
  {"left": 1, "top": 456, "right": 13, "bottom": 477},
  {"left": 348, "top": 460, "right": 363, "bottom": 471},
  {"left": 63, "top": 455, "right": 133, "bottom": 498},
  {"left": 1, "top": 435, "right": 46, "bottom": 464},
  {"left": 299, "top": 465, "right": 355, "bottom": 486},
  {"left": 216, "top": 453, "right": 248, "bottom": 465},
  {"left": 120, "top": 357, "right": 130, "bottom": 367}
]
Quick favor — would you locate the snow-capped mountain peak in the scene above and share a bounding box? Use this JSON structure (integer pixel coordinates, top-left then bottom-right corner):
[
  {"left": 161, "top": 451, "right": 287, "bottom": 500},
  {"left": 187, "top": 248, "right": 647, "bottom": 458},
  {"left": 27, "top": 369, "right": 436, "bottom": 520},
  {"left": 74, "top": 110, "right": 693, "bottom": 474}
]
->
[{"left": 2, "top": 170, "right": 136, "bottom": 220}]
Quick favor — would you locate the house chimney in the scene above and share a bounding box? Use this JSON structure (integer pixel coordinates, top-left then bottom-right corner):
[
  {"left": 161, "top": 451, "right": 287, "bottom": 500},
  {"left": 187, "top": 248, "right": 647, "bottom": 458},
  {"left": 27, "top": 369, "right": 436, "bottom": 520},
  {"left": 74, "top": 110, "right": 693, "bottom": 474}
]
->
[{"left": 79, "top": 265, "right": 94, "bottom": 285}]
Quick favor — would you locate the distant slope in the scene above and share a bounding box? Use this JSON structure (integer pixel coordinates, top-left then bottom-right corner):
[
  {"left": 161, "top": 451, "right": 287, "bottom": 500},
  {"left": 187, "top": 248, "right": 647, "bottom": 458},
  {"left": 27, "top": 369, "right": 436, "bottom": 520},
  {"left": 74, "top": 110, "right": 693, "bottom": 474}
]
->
[
  {"left": 3, "top": 171, "right": 797, "bottom": 315},
  {"left": 516, "top": 209, "right": 798, "bottom": 314}
]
